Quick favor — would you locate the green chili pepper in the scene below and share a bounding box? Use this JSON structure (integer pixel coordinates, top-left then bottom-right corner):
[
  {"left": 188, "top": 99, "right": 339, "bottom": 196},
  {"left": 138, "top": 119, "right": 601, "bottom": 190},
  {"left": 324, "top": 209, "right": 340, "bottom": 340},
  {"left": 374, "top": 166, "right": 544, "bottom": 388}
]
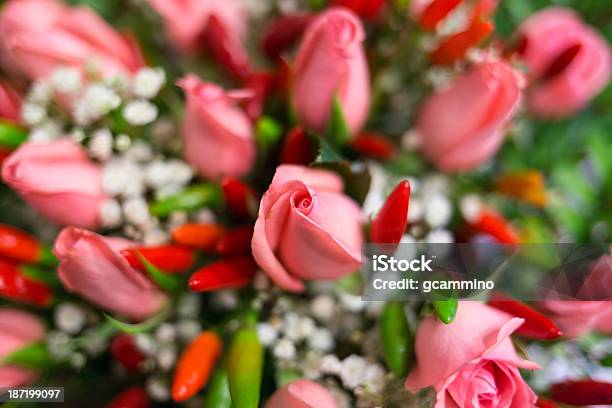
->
[
  {"left": 150, "top": 183, "right": 223, "bottom": 217},
  {"left": 226, "top": 326, "right": 263, "bottom": 408},
  {"left": 0, "top": 121, "right": 27, "bottom": 149},
  {"left": 205, "top": 369, "right": 232, "bottom": 408},
  {"left": 380, "top": 302, "right": 413, "bottom": 377},
  {"left": 432, "top": 291, "right": 458, "bottom": 324}
]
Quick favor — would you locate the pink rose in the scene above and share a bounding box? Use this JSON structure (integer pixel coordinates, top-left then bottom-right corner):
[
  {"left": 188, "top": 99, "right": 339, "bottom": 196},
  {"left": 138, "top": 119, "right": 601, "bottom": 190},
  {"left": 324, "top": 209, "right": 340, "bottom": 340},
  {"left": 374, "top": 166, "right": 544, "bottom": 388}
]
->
[
  {"left": 292, "top": 8, "right": 370, "bottom": 136},
  {"left": 252, "top": 165, "right": 363, "bottom": 292},
  {"left": 178, "top": 75, "right": 255, "bottom": 180},
  {"left": 265, "top": 380, "right": 338, "bottom": 408},
  {"left": 1, "top": 139, "right": 108, "bottom": 229},
  {"left": 0, "top": 80, "right": 21, "bottom": 123},
  {"left": 515, "top": 7, "right": 611, "bottom": 118},
  {"left": 539, "top": 302, "right": 612, "bottom": 338},
  {"left": 53, "top": 227, "right": 167, "bottom": 321},
  {"left": 0, "top": 0, "right": 143, "bottom": 81},
  {"left": 417, "top": 60, "right": 522, "bottom": 171},
  {"left": 147, "top": 0, "right": 249, "bottom": 79},
  {"left": 405, "top": 301, "right": 539, "bottom": 408},
  {"left": 0, "top": 308, "right": 45, "bottom": 388}
]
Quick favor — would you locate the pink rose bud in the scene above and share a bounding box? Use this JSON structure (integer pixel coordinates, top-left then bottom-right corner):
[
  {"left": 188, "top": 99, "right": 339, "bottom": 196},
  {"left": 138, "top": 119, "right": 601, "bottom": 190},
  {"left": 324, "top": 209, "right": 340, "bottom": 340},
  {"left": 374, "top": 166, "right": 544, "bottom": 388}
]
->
[
  {"left": 53, "top": 227, "right": 167, "bottom": 321},
  {"left": 252, "top": 165, "right": 363, "bottom": 292},
  {"left": 292, "top": 8, "right": 370, "bottom": 136},
  {"left": 0, "top": 80, "right": 21, "bottom": 123},
  {"left": 265, "top": 380, "right": 338, "bottom": 408},
  {"left": 417, "top": 60, "right": 522, "bottom": 171},
  {"left": 1, "top": 139, "right": 109, "bottom": 229},
  {"left": 178, "top": 75, "right": 255, "bottom": 180},
  {"left": 514, "top": 7, "right": 611, "bottom": 118},
  {"left": 405, "top": 301, "right": 540, "bottom": 407},
  {"left": 0, "top": 0, "right": 143, "bottom": 81},
  {"left": 0, "top": 308, "right": 45, "bottom": 388},
  {"left": 147, "top": 0, "right": 250, "bottom": 78}
]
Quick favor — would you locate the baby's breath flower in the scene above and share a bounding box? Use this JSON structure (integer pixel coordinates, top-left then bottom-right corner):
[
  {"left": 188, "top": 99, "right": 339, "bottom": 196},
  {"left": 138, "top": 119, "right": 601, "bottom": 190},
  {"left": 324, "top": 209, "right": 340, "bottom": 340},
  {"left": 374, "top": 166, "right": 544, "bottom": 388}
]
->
[
  {"left": 340, "top": 355, "right": 368, "bottom": 389},
  {"left": 27, "top": 81, "right": 53, "bottom": 104},
  {"left": 51, "top": 67, "right": 82, "bottom": 94},
  {"left": 74, "top": 84, "right": 121, "bottom": 125},
  {"left": 54, "top": 303, "right": 86, "bottom": 335},
  {"left": 425, "top": 193, "right": 452, "bottom": 228},
  {"left": 308, "top": 328, "right": 334, "bottom": 352},
  {"left": 21, "top": 103, "right": 46, "bottom": 126},
  {"left": 100, "top": 199, "right": 123, "bottom": 228},
  {"left": 28, "top": 121, "right": 61, "bottom": 142},
  {"left": 257, "top": 322, "right": 279, "bottom": 346},
  {"left": 123, "top": 197, "right": 151, "bottom": 226},
  {"left": 123, "top": 100, "right": 158, "bottom": 126},
  {"left": 133, "top": 67, "right": 166, "bottom": 99},
  {"left": 273, "top": 338, "right": 296, "bottom": 360},
  {"left": 102, "top": 159, "right": 144, "bottom": 197},
  {"left": 88, "top": 128, "right": 113, "bottom": 161}
]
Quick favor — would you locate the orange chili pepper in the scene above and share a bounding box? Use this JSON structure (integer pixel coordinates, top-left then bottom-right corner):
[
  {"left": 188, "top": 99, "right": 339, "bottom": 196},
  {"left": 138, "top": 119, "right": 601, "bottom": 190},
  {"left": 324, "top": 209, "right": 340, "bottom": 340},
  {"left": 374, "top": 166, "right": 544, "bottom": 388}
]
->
[
  {"left": 172, "top": 331, "right": 223, "bottom": 402},
  {"left": 172, "top": 223, "right": 225, "bottom": 251},
  {"left": 496, "top": 171, "right": 547, "bottom": 207},
  {"left": 472, "top": 209, "right": 519, "bottom": 244},
  {"left": 430, "top": 19, "right": 494, "bottom": 65}
]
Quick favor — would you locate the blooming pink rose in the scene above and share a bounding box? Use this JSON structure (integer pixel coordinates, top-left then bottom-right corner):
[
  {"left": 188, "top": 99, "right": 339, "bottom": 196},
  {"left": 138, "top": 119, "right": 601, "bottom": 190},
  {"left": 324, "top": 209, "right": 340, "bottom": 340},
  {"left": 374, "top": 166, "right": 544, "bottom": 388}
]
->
[
  {"left": 405, "top": 301, "right": 539, "bottom": 408},
  {"left": 292, "top": 8, "right": 370, "bottom": 136},
  {"left": 417, "top": 60, "right": 522, "bottom": 171},
  {"left": 0, "top": 0, "right": 143, "bottom": 81},
  {"left": 53, "top": 227, "right": 167, "bottom": 321},
  {"left": 1, "top": 139, "right": 108, "bottom": 229},
  {"left": 0, "top": 80, "right": 21, "bottom": 123},
  {"left": 0, "top": 308, "right": 45, "bottom": 388},
  {"left": 147, "top": 0, "right": 249, "bottom": 79},
  {"left": 265, "top": 380, "right": 338, "bottom": 408},
  {"left": 252, "top": 165, "right": 363, "bottom": 292},
  {"left": 515, "top": 7, "right": 611, "bottom": 118},
  {"left": 178, "top": 75, "right": 255, "bottom": 180}
]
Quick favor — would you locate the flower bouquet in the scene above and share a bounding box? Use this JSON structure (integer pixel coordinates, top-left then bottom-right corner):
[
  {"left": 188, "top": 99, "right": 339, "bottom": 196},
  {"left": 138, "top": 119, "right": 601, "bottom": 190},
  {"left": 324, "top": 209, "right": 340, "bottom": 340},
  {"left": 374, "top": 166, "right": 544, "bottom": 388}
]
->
[{"left": 0, "top": 0, "right": 610, "bottom": 407}]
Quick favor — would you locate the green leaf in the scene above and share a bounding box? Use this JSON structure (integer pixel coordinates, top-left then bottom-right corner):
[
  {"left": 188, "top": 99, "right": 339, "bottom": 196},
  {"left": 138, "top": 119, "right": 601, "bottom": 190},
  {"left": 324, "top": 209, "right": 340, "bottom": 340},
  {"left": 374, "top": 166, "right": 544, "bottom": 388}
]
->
[
  {"left": 316, "top": 138, "right": 345, "bottom": 164},
  {"left": 104, "top": 304, "right": 171, "bottom": 334},
  {"left": 4, "top": 343, "right": 51, "bottom": 369},
  {"left": 324, "top": 96, "right": 350, "bottom": 149},
  {"left": 136, "top": 252, "right": 181, "bottom": 292},
  {"left": 0, "top": 120, "right": 27, "bottom": 149},
  {"left": 150, "top": 183, "right": 223, "bottom": 217}
]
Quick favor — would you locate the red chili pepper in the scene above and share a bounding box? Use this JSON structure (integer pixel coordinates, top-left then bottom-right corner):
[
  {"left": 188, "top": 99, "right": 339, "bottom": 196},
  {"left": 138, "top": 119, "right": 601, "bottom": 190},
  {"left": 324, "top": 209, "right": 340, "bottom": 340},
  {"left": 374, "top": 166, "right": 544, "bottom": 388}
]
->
[
  {"left": 550, "top": 379, "right": 612, "bottom": 406},
  {"left": 472, "top": 209, "right": 519, "bottom": 244},
  {"left": 172, "top": 223, "right": 225, "bottom": 251},
  {"left": 351, "top": 132, "right": 395, "bottom": 160},
  {"left": 0, "top": 224, "right": 56, "bottom": 266},
  {"left": 430, "top": 19, "right": 494, "bottom": 65},
  {"left": 201, "top": 15, "right": 251, "bottom": 81},
  {"left": 487, "top": 292, "right": 562, "bottom": 340},
  {"left": 215, "top": 225, "right": 254, "bottom": 256},
  {"left": 331, "top": 0, "right": 385, "bottom": 20},
  {"left": 222, "top": 177, "right": 258, "bottom": 219},
  {"left": 0, "top": 147, "right": 12, "bottom": 165},
  {"left": 106, "top": 386, "right": 150, "bottom": 408},
  {"left": 110, "top": 334, "right": 146, "bottom": 373},
  {"left": 535, "top": 397, "right": 558, "bottom": 408},
  {"left": 370, "top": 180, "right": 411, "bottom": 246},
  {"left": 419, "top": 0, "right": 462, "bottom": 30},
  {"left": 172, "top": 331, "right": 223, "bottom": 401},
  {"left": 189, "top": 256, "right": 257, "bottom": 292},
  {"left": 0, "top": 258, "right": 52, "bottom": 306},
  {"left": 280, "top": 127, "right": 314, "bottom": 165},
  {"left": 261, "top": 14, "right": 314, "bottom": 60},
  {"left": 121, "top": 245, "right": 195, "bottom": 274}
]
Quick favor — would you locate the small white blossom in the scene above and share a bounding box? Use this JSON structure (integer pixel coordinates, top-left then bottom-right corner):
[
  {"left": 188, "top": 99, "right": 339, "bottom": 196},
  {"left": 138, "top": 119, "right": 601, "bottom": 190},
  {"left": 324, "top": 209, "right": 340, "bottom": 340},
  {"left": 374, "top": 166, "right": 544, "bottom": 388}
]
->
[
  {"left": 124, "top": 141, "right": 153, "bottom": 162},
  {"left": 75, "top": 84, "right": 121, "bottom": 125},
  {"left": 211, "top": 290, "right": 239, "bottom": 310},
  {"left": 28, "top": 81, "right": 53, "bottom": 104},
  {"left": 177, "top": 294, "right": 201, "bottom": 318},
  {"left": 425, "top": 193, "right": 452, "bottom": 228},
  {"left": 123, "top": 100, "right": 158, "bottom": 126},
  {"left": 100, "top": 199, "right": 122, "bottom": 228},
  {"left": 408, "top": 198, "right": 424, "bottom": 222},
  {"left": 256, "top": 323, "right": 279, "bottom": 346},
  {"left": 123, "top": 197, "right": 151, "bottom": 226},
  {"left": 114, "top": 133, "right": 132, "bottom": 151},
  {"left": 363, "top": 364, "right": 386, "bottom": 392},
  {"left": 321, "top": 354, "right": 342, "bottom": 375},
  {"left": 102, "top": 159, "right": 144, "bottom": 197},
  {"left": 339, "top": 292, "right": 366, "bottom": 312},
  {"left": 308, "top": 328, "right": 334, "bottom": 352},
  {"left": 425, "top": 229, "right": 454, "bottom": 244},
  {"left": 460, "top": 194, "right": 482, "bottom": 223},
  {"left": 145, "top": 160, "right": 173, "bottom": 189},
  {"left": 28, "top": 122, "right": 61, "bottom": 142},
  {"left": 88, "top": 128, "right": 113, "bottom": 161},
  {"left": 47, "top": 331, "right": 73, "bottom": 360},
  {"left": 155, "top": 324, "right": 176, "bottom": 344},
  {"left": 176, "top": 320, "right": 202, "bottom": 341},
  {"left": 69, "top": 352, "right": 87, "bottom": 370},
  {"left": 143, "top": 228, "right": 168, "bottom": 246},
  {"left": 146, "top": 375, "right": 170, "bottom": 402},
  {"left": 282, "top": 312, "right": 302, "bottom": 340},
  {"left": 401, "top": 129, "right": 421, "bottom": 151},
  {"left": 340, "top": 355, "right": 368, "bottom": 389},
  {"left": 69, "top": 128, "right": 86, "bottom": 143},
  {"left": 134, "top": 333, "right": 158, "bottom": 356},
  {"left": 311, "top": 295, "right": 335, "bottom": 322},
  {"left": 156, "top": 346, "right": 176, "bottom": 371},
  {"left": 167, "top": 160, "right": 193, "bottom": 185},
  {"left": 54, "top": 303, "right": 86, "bottom": 335},
  {"left": 195, "top": 208, "right": 217, "bottom": 224},
  {"left": 21, "top": 103, "right": 46, "bottom": 126},
  {"left": 296, "top": 317, "right": 316, "bottom": 338},
  {"left": 133, "top": 67, "right": 166, "bottom": 99},
  {"left": 273, "top": 338, "right": 296, "bottom": 360},
  {"left": 50, "top": 67, "right": 81, "bottom": 93}
]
